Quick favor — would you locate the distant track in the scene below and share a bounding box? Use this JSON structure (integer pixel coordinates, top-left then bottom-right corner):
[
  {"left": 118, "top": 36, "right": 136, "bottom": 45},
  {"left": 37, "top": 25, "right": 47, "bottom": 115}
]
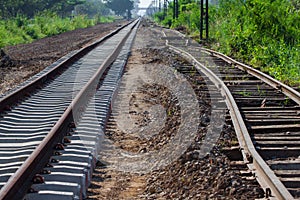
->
[
  {"left": 162, "top": 29, "right": 300, "bottom": 199},
  {"left": 0, "top": 19, "right": 140, "bottom": 200}
]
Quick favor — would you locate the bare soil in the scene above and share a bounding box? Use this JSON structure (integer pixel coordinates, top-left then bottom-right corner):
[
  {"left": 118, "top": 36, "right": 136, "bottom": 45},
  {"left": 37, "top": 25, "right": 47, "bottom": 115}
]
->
[
  {"left": 0, "top": 19, "right": 265, "bottom": 199},
  {"left": 87, "top": 19, "right": 264, "bottom": 199},
  {"left": 0, "top": 20, "right": 126, "bottom": 95}
]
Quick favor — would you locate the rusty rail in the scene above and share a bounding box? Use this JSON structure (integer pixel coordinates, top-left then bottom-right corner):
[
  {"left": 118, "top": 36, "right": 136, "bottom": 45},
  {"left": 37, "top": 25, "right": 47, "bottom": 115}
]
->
[
  {"left": 0, "top": 21, "right": 133, "bottom": 113},
  {"left": 0, "top": 19, "right": 138, "bottom": 200},
  {"left": 201, "top": 48, "right": 300, "bottom": 106},
  {"left": 165, "top": 39, "right": 295, "bottom": 199}
]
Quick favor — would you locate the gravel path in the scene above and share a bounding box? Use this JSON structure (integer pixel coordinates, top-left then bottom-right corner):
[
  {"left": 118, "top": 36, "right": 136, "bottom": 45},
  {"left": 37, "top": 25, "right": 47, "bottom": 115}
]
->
[
  {"left": 0, "top": 19, "right": 265, "bottom": 199},
  {"left": 87, "top": 19, "right": 265, "bottom": 199}
]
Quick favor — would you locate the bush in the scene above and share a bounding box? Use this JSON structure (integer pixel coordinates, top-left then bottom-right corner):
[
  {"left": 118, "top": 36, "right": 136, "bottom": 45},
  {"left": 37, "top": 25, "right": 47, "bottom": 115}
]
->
[
  {"left": 154, "top": 0, "right": 300, "bottom": 86},
  {"left": 0, "top": 12, "right": 116, "bottom": 48},
  {"left": 209, "top": 0, "right": 300, "bottom": 85}
]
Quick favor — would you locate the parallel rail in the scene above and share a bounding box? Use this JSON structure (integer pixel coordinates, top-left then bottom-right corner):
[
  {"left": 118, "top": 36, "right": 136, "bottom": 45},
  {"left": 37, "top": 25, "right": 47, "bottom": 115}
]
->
[
  {"left": 201, "top": 48, "right": 300, "bottom": 105},
  {"left": 163, "top": 29, "right": 299, "bottom": 199},
  {"left": 0, "top": 19, "right": 139, "bottom": 199},
  {"left": 0, "top": 18, "right": 298, "bottom": 199},
  {"left": 0, "top": 22, "right": 131, "bottom": 113}
]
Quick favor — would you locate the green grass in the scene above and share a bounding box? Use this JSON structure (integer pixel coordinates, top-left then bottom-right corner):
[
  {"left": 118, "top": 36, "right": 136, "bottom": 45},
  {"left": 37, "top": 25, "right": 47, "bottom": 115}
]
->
[
  {"left": 208, "top": 0, "right": 300, "bottom": 86},
  {"left": 153, "top": 0, "right": 300, "bottom": 87},
  {"left": 0, "top": 13, "right": 116, "bottom": 49}
]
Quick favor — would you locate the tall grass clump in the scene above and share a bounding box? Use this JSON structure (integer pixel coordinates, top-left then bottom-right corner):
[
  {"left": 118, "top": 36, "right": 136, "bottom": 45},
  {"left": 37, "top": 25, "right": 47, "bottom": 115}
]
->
[
  {"left": 0, "top": 16, "right": 32, "bottom": 47},
  {"left": 154, "top": 0, "right": 300, "bottom": 86},
  {"left": 209, "top": 0, "right": 300, "bottom": 85},
  {"left": 0, "top": 13, "right": 115, "bottom": 49}
]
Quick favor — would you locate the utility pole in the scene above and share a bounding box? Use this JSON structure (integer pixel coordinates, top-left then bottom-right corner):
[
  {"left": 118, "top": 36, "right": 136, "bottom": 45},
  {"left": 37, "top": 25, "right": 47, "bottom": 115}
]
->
[
  {"left": 200, "top": 0, "right": 209, "bottom": 40},
  {"left": 173, "top": 0, "right": 179, "bottom": 19},
  {"left": 159, "top": 0, "right": 161, "bottom": 12},
  {"left": 163, "top": 0, "right": 168, "bottom": 18},
  {"left": 206, "top": 0, "right": 209, "bottom": 39},
  {"left": 176, "top": 0, "right": 179, "bottom": 18}
]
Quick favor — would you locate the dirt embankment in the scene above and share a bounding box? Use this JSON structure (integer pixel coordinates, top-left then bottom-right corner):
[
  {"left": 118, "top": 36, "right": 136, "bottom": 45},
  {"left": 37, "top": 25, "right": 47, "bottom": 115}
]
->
[{"left": 0, "top": 21, "right": 126, "bottom": 95}]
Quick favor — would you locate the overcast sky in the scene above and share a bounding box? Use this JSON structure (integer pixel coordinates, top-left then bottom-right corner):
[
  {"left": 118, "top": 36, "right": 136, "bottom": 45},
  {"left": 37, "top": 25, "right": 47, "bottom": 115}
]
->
[{"left": 139, "top": 0, "right": 152, "bottom": 8}]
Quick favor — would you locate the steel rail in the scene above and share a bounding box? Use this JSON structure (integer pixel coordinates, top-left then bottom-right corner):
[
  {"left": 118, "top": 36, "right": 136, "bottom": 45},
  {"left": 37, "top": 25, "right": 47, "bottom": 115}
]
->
[
  {"left": 164, "top": 38, "right": 294, "bottom": 199},
  {"left": 169, "top": 29, "right": 300, "bottom": 106},
  {"left": 201, "top": 48, "right": 300, "bottom": 106},
  {"left": 0, "top": 21, "right": 134, "bottom": 113},
  {"left": 0, "top": 19, "right": 139, "bottom": 200}
]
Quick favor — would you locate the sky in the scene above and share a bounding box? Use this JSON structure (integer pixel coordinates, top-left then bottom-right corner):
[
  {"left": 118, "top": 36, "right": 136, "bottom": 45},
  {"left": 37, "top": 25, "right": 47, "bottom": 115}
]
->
[{"left": 139, "top": 0, "right": 152, "bottom": 8}]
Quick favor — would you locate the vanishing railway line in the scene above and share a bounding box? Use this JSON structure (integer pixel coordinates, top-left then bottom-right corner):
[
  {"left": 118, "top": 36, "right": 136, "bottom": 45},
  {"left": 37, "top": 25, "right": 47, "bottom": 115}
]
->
[
  {"left": 0, "top": 19, "right": 139, "bottom": 199},
  {"left": 0, "top": 18, "right": 299, "bottom": 199},
  {"left": 162, "top": 28, "right": 300, "bottom": 199}
]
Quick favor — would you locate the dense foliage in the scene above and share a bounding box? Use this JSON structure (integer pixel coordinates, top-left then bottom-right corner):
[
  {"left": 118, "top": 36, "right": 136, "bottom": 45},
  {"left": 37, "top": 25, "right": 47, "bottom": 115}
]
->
[
  {"left": 154, "top": 0, "right": 300, "bottom": 86},
  {"left": 106, "top": 0, "right": 134, "bottom": 18},
  {"left": 0, "top": 0, "right": 87, "bottom": 18},
  {"left": 0, "top": 13, "right": 114, "bottom": 48},
  {"left": 75, "top": 0, "right": 110, "bottom": 17},
  {"left": 0, "top": 0, "right": 138, "bottom": 49},
  {"left": 0, "top": 0, "right": 115, "bottom": 48}
]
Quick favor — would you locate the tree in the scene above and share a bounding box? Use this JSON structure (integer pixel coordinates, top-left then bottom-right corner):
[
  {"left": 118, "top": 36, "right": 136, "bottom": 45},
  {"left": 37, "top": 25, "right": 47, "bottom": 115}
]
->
[
  {"left": 106, "top": 0, "right": 133, "bottom": 18},
  {"left": 55, "top": 0, "right": 86, "bottom": 17},
  {"left": 0, "top": 0, "right": 86, "bottom": 18},
  {"left": 75, "top": 0, "right": 110, "bottom": 17}
]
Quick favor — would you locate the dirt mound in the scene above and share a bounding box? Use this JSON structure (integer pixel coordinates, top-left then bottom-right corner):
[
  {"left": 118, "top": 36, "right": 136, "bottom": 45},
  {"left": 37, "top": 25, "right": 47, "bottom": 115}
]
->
[{"left": 0, "top": 49, "right": 14, "bottom": 68}]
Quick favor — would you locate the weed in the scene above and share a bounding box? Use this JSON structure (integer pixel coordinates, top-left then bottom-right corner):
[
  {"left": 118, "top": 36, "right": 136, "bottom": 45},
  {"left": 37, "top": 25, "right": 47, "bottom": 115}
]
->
[
  {"left": 0, "top": 13, "right": 116, "bottom": 48},
  {"left": 283, "top": 97, "right": 291, "bottom": 106},
  {"left": 189, "top": 66, "right": 197, "bottom": 76},
  {"left": 154, "top": 0, "right": 300, "bottom": 86},
  {"left": 242, "top": 75, "right": 249, "bottom": 81},
  {"left": 257, "top": 85, "right": 266, "bottom": 96},
  {"left": 238, "top": 89, "right": 252, "bottom": 97}
]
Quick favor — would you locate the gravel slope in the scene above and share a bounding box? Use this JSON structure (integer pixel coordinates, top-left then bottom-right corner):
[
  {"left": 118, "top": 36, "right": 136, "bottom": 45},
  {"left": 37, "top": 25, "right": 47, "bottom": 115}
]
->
[{"left": 87, "top": 19, "right": 265, "bottom": 199}]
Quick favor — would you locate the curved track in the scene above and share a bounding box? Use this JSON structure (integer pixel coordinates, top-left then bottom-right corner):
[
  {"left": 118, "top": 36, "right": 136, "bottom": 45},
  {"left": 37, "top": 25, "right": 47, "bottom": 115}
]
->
[
  {"left": 0, "top": 19, "right": 299, "bottom": 199},
  {"left": 0, "top": 19, "right": 140, "bottom": 200},
  {"left": 162, "top": 29, "right": 300, "bottom": 199}
]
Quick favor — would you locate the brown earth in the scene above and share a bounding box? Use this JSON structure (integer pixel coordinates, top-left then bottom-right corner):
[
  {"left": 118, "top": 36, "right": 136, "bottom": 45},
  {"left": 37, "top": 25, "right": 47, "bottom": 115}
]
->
[
  {"left": 0, "top": 20, "right": 126, "bottom": 95},
  {"left": 87, "top": 19, "right": 265, "bottom": 199},
  {"left": 0, "top": 19, "right": 265, "bottom": 199}
]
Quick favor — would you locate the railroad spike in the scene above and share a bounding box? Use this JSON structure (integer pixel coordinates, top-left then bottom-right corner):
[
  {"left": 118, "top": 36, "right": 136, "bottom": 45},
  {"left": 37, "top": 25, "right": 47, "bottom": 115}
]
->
[
  {"left": 27, "top": 188, "right": 38, "bottom": 193},
  {"left": 54, "top": 143, "right": 65, "bottom": 150},
  {"left": 45, "top": 163, "right": 53, "bottom": 168},
  {"left": 4, "top": 105, "right": 11, "bottom": 111},
  {"left": 63, "top": 137, "right": 71, "bottom": 144},
  {"left": 32, "top": 175, "right": 45, "bottom": 184},
  {"left": 24, "top": 92, "right": 31, "bottom": 97},
  {"left": 40, "top": 169, "right": 51, "bottom": 174},
  {"left": 54, "top": 151, "right": 63, "bottom": 156},
  {"left": 69, "top": 122, "right": 76, "bottom": 128},
  {"left": 50, "top": 158, "right": 59, "bottom": 163}
]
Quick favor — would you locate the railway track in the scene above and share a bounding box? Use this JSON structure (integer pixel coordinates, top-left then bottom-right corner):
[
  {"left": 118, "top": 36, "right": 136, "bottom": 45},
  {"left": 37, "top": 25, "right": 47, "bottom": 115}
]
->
[
  {"left": 85, "top": 19, "right": 265, "bottom": 199},
  {"left": 161, "top": 28, "right": 300, "bottom": 199},
  {"left": 0, "top": 17, "right": 298, "bottom": 199},
  {"left": 0, "top": 19, "right": 140, "bottom": 200}
]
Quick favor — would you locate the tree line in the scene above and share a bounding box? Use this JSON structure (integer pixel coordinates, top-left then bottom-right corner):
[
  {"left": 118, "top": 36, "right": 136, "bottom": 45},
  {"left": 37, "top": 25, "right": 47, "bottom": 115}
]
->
[
  {"left": 0, "top": 0, "right": 86, "bottom": 18},
  {"left": 0, "top": 0, "right": 136, "bottom": 19}
]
